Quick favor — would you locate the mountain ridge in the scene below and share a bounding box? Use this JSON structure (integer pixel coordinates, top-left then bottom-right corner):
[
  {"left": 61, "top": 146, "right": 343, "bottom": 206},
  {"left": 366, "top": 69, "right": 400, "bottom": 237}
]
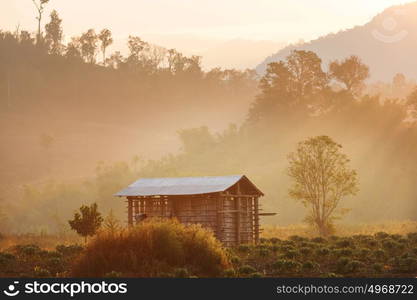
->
[{"left": 256, "top": 1, "right": 417, "bottom": 81}]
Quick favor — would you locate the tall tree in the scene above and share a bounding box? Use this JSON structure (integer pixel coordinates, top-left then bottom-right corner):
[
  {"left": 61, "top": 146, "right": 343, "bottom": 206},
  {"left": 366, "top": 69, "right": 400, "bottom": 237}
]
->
[
  {"left": 65, "top": 37, "right": 82, "bottom": 60},
  {"left": 407, "top": 87, "right": 417, "bottom": 119},
  {"left": 127, "top": 35, "right": 147, "bottom": 67},
  {"left": 287, "top": 136, "right": 359, "bottom": 236},
  {"left": 329, "top": 55, "right": 370, "bottom": 97},
  {"left": 248, "top": 50, "right": 328, "bottom": 121},
  {"left": 44, "top": 10, "right": 63, "bottom": 55},
  {"left": 69, "top": 203, "right": 103, "bottom": 243},
  {"left": 79, "top": 29, "right": 98, "bottom": 63},
  {"left": 98, "top": 29, "right": 113, "bottom": 66},
  {"left": 31, "top": 0, "right": 50, "bottom": 45},
  {"left": 286, "top": 50, "right": 328, "bottom": 101}
]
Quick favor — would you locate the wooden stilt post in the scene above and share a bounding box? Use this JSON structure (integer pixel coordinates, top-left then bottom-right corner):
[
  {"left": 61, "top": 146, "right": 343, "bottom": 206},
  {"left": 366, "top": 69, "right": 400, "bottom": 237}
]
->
[
  {"left": 134, "top": 198, "right": 139, "bottom": 224},
  {"left": 127, "top": 197, "right": 133, "bottom": 226},
  {"left": 254, "top": 196, "right": 259, "bottom": 244},
  {"left": 140, "top": 198, "right": 145, "bottom": 214},
  {"left": 236, "top": 183, "right": 241, "bottom": 245},
  {"left": 216, "top": 194, "right": 223, "bottom": 242}
]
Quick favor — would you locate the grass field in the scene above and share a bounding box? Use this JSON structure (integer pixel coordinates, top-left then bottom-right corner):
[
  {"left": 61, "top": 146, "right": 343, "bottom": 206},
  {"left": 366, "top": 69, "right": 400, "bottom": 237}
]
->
[{"left": 0, "top": 221, "right": 416, "bottom": 278}]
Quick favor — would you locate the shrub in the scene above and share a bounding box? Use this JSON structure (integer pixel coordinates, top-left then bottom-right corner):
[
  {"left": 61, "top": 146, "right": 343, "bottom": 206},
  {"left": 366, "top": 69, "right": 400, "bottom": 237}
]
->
[
  {"left": 34, "top": 266, "right": 51, "bottom": 277},
  {"left": 393, "top": 257, "right": 417, "bottom": 273},
  {"left": 56, "top": 245, "right": 84, "bottom": 256},
  {"left": 269, "top": 238, "right": 280, "bottom": 244},
  {"left": 333, "top": 248, "right": 353, "bottom": 257},
  {"left": 407, "top": 232, "right": 417, "bottom": 243},
  {"left": 14, "top": 244, "right": 41, "bottom": 256},
  {"left": 372, "top": 263, "right": 384, "bottom": 273},
  {"left": 302, "top": 261, "right": 319, "bottom": 273},
  {"left": 373, "top": 249, "right": 386, "bottom": 260},
  {"left": 357, "top": 248, "right": 371, "bottom": 257},
  {"left": 238, "top": 265, "right": 257, "bottom": 275},
  {"left": 272, "top": 259, "right": 301, "bottom": 273},
  {"left": 223, "top": 269, "right": 236, "bottom": 277},
  {"left": 311, "top": 237, "right": 326, "bottom": 243},
  {"left": 316, "top": 247, "right": 330, "bottom": 256},
  {"left": 289, "top": 235, "right": 306, "bottom": 242},
  {"left": 269, "top": 245, "right": 279, "bottom": 253},
  {"left": 283, "top": 249, "right": 299, "bottom": 259},
  {"left": 104, "top": 271, "right": 122, "bottom": 278},
  {"left": 375, "top": 232, "right": 389, "bottom": 239},
  {"left": 237, "top": 244, "right": 251, "bottom": 253},
  {"left": 230, "top": 256, "right": 241, "bottom": 265},
  {"left": 335, "top": 239, "right": 353, "bottom": 248},
  {"left": 300, "top": 247, "right": 312, "bottom": 256},
  {"left": 259, "top": 238, "right": 268, "bottom": 244},
  {"left": 71, "top": 219, "right": 230, "bottom": 277},
  {"left": 0, "top": 252, "right": 15, "bottom": 266},
  {"left": 174, "top": 268, "right": 189, "bottom": 278}
]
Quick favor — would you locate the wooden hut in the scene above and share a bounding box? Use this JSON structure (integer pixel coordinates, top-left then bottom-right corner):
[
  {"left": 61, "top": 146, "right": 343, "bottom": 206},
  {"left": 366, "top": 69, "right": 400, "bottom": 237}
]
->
[{"left": 115, "top": 175, "right": 273, "bottom": 246}]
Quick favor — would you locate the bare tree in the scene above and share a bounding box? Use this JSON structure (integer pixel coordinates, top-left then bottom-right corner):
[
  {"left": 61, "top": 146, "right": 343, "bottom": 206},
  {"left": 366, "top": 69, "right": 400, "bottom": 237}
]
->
[
  {"left": 287, "top": 135, "right": 358, "bottom": 236},
  {"left": 31, "top": 0, "right": 50, "bottom": 45}
]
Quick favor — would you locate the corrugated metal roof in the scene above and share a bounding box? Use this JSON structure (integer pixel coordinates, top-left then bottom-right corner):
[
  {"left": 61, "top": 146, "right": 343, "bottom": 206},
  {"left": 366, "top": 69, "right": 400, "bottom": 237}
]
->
[{"left": 115, "top": 175, "right": 258, "bottom": 196}]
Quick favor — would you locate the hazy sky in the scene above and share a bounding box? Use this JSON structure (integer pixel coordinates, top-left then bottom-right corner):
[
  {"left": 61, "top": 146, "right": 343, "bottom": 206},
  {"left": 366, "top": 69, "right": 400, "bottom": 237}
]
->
[{"left": 1, "top": 0, "right": 411, "bottom": 68}]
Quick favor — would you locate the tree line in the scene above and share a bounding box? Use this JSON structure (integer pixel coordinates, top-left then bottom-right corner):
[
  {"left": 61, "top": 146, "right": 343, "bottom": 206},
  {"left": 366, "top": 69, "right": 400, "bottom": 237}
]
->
[{"left": 0, "top": 4, "right": 257, "bottom": 118}]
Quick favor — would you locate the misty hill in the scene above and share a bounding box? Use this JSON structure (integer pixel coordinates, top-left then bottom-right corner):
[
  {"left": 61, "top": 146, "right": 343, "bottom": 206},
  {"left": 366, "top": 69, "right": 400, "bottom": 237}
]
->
[
  {"left": 199, "top": 39, "right": 285, "bottom": 70},
  {"left": 256, "top": 1, "right": 417, "bottom": 81}
]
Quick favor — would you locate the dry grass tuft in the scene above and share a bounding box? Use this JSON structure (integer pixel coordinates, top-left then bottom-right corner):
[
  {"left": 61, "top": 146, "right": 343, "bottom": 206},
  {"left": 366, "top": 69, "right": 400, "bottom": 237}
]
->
[
  {"left": 70, "top": 219, "right": 230, "bottom": 277},
  {"left": 262, "top": 221, "right": 417, "bottom": 239}
]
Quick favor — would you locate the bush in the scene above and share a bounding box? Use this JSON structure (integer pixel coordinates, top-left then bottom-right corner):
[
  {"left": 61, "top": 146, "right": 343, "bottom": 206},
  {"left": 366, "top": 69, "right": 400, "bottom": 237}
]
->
[
  {"left": 34, "top": 266, "right": 51, "bottom": 277},
  {"left": 257, "top": 248, "right": 270, "bottom": 257},
  {"left": 335, "top": 239, "right": 353, "bottom": 248},
  {"left": 311, "top": 237, "right": 327, "bottom": 243},
  {"left": 393, "top": 257, "right": 417, "bottom": 273},
  {"left": 302, "top": 261, "right": 319, "bottom": 273},
  {"left": 14, "top": 244, "right": 41, "bottom": 256},
  {"left": 223, "top": 269, "right": 236, "bottom": 277},
  {"left": 237, "top": 244, "right": 251, "bottom": 253},
  {"left": 272, "top": 259, "right": 301, "bottom": 273},
  {"left": 238, "top": 265, "right": 257, "bottom": 275},
  {"left": 316, "top": 247, "right": 330, "bottom": 256},
  {"left": 372, "top": 263, "right": 384, "bottom": 273},
  {"left": 71, "top": 219, "right": 230, "bottom": 277},
  {"left": 174, "top": 268, "right": 189, "bottom": 278},
  {"left": 269, "top": 238, "right": 280, "bottom": 244},
  {"left": 375, "top": 232, "right": 389, "bottom": 239},
  {"left": 373, "top": 249, "right": 386, "bottom": 260},
  {"left": 104, "top": 271, "right": 122, "bottom": 278},
  {"left": 0, "top": 252, "right": 15, "bottom": 266},
  {"left": 56, "top": 245, "right": 84, "bottom": 256},
  {"left": 336, "top": 257, "right": 363, "bottom": 274},
  {"left": 300, "top": 247, "right": 312, "bottom": 256}
]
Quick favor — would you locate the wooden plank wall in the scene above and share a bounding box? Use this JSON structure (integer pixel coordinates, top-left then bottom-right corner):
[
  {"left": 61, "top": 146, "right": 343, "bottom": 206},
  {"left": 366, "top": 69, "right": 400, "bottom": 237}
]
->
[{"left": 126, "top": 194, "right": 260, "bottom": 246}]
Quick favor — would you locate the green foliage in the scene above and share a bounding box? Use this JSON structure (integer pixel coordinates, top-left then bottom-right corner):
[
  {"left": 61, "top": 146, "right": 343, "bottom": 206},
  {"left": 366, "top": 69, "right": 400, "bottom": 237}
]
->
[
  {"left": 302, "top": 261, "right": 320, "bottom": 273},
  {"left": 104, "top": 271, "right": 122, "bottom": 278},
  {"left": 329, "top": 55, "right": 370, "bottom": 96},
  {"left": 68, "top": 203, "right": 103, "bottom": 242},
  {"left": 288, "top": 135, "right": 358, "bottom": 237},
  {"left": 34, "top": 266, "right": 51, "bottom": 277},
  {"left": 223, "top": 269, "right": 237, "bottom": 277},
  {"left": 238, "top": 265, "right": 257, "bottom": 275}
]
